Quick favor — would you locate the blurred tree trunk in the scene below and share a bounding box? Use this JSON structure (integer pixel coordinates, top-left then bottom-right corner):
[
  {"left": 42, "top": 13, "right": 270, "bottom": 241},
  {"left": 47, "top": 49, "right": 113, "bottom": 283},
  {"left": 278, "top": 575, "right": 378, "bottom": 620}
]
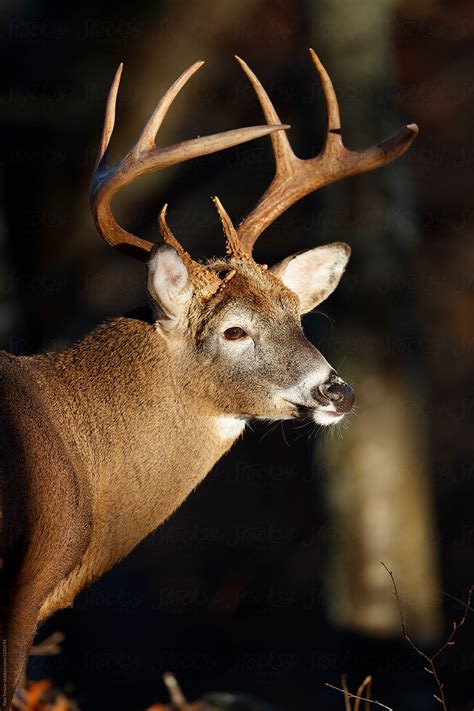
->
[{"left": 308, "top": 0, "right": 440, "bottom": 639}]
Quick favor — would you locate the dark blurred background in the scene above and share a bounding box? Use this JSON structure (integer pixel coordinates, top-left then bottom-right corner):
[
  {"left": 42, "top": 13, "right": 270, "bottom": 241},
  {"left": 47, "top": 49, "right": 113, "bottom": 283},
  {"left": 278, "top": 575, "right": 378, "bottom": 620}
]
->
[{"left": 1, "top": 0, "right": 473, "bottom": 709}]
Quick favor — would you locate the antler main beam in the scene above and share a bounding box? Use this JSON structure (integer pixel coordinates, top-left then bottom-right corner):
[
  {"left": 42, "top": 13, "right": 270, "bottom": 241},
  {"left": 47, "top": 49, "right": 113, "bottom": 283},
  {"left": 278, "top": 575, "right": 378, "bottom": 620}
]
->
[
  {"left": 234, "top": 49, "right": 418, "bottom": 255},
  {"left": 90, "top": 51, "right": 418, "bottom": 266},
  {"left": 90, "top": 61, "right": 289, "bottom": 261}
]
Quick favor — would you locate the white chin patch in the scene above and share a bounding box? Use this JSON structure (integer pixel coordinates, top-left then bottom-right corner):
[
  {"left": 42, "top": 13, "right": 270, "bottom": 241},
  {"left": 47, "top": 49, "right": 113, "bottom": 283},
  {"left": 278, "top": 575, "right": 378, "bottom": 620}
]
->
[
  {"left": 313, "top": 410, "right": 344, "bottom": 426},
  {"left": 215, "top": 415, "right": 247, "bottom": 440}
]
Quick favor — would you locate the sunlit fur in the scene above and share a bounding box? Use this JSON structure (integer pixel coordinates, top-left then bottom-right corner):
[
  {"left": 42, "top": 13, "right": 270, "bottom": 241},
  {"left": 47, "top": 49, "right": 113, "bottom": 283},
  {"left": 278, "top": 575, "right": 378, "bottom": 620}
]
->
[{"left": 0, "top": 249, "right": 350, "bottom": 706}]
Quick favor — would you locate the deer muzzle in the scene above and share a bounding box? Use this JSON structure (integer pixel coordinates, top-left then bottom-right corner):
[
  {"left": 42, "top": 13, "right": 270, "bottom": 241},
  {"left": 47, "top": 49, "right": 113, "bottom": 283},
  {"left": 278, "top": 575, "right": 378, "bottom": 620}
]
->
[{"left": 315, "top": 376, "right": 355, "bottom": 414}]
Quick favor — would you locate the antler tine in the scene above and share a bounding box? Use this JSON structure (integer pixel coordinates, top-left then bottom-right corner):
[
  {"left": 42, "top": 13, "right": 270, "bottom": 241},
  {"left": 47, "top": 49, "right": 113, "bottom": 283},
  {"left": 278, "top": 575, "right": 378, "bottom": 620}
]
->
[
  {"left": 235, "top": 48, "right": 419, "bottom": 255},
  {"left": 90, "top": 61, "right": 290, "bottom": 261},
  {"left": 137, "top": 60, "right": 204, "bottom": 152},
  {"left": 235, "top": 55, "right": 297, "bottom": 177},
  {"left": 309, "top": 48, "right": 341, "bottom": 142},
  {"left": 309, "top": 46, "right": 418, "bottom": 167},
  {"left": 96, "top": 62, "right": 123, "bottom": 170},
  {"left": 212, "top": 196, "right": 247, "bottom": 259},
  {"left": 158, "top": 203, "right": 188, "bottom": 258},
  {"left": 158, "top": 204, "right": 223, "bottom": 298}
]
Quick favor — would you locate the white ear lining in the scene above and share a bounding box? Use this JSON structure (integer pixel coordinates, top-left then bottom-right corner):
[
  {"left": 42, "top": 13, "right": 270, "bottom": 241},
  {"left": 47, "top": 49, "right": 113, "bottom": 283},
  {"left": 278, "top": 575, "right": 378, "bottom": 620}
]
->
[
  {"left": 147, "top": 245, "right": 193, "bottom": 323},
  {"left": 271, "top": 243, "right": 350, "bottom": 314}
]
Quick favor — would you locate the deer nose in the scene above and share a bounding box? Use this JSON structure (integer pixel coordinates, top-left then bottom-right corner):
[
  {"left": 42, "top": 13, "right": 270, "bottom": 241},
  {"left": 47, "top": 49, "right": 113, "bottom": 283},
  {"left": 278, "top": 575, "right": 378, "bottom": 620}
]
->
[{"left": 317, "top": 378, "right": 355, "bottom": 413}]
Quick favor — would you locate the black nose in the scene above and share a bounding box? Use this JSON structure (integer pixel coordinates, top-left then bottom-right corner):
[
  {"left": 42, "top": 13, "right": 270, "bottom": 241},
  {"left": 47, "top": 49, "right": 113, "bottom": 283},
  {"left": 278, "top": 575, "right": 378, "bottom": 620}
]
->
[{"left": 317, "top": 378, "right": 355, "bottom": 413}]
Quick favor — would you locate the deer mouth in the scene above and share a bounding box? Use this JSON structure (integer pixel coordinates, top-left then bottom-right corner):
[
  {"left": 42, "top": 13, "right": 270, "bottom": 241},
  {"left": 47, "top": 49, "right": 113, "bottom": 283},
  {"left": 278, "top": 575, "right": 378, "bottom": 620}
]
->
[
  {"left": 284, "top": 401, "right": 345, "bottom": 426},
  {"left": 280, "top": 374, "right": 354, "bottom": 425},
  {"left": 312, "top": 408, "right": 345, "bottom": 426}
]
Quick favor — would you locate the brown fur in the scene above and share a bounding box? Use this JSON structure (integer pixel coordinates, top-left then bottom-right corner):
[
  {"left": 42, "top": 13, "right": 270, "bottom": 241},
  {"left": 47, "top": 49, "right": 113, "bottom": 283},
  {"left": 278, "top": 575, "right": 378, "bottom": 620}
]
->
[{"left": 0, "top": 255, "right": 341, "bottom": 708}]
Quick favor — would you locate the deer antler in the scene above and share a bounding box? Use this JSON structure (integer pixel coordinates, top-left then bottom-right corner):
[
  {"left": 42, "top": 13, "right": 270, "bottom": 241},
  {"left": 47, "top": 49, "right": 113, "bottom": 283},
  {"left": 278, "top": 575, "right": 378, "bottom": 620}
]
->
[
  {"left": 220, "top": 49, "right": 418, "bottom": 257},
  {"left": 90, "top": 60, "right": 289, "bottom": 262}
]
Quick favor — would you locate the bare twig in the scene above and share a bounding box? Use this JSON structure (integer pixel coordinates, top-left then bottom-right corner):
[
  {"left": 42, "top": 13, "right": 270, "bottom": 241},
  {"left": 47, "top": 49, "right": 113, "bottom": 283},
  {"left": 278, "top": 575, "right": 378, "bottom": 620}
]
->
[
  {"left": 443, "top": 591, "right": 474, "bottom": 614},
  {"left": 341, "top": 674, "right": 351, "bottom": 711},
  {"left": 325, "top": 681, "right": 393, "bottom": 710},
  {"left": 163, "top": 672, "right": 187, "bottom": 708},
  {"left": 381, "top": 561, "right": 474, "bottom": 711},
  {"left": 30, "top": 631, "right": 64, "bottom": 656},
  {"left": 354, "top": 675, "right": 372, "bottom": 711}
]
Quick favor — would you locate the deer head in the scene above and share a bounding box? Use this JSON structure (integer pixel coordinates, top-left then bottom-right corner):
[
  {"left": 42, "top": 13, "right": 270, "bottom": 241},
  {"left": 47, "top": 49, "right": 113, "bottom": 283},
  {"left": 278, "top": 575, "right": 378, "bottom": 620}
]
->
[{"left": 91, "top": 50, "right": 418, "bottom": 427}]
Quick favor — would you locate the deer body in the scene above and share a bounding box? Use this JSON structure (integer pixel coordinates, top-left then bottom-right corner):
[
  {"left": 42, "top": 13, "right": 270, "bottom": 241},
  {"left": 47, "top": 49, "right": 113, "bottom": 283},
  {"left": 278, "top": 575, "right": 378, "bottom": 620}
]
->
[
  {"left": 7, "top": 313, "right": 241, "bottom": 622},
  {"left": 1, "top": 51, "right": 417, "bottom": 709},
  {"left": 1, "top": 257, "right": 343, "bottom": 704},
  {"left": 1, "top": 312, "right": 243, "bottom": 706}
]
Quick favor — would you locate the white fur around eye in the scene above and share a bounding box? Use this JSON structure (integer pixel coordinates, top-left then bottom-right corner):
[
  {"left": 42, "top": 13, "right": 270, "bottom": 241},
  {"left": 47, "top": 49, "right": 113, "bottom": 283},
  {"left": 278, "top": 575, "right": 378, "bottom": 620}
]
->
[{"left": 218, "top": 317, "right": 255, "bottom": 346}]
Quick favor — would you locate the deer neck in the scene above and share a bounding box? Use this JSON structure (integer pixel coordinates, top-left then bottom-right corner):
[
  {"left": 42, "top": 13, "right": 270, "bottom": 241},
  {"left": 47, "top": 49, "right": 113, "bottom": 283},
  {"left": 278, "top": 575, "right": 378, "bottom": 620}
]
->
[
  {"left": 33, "top": 310, "right": 245, "bottom": 610},
  {"left": 61, "top": 310, "right": 244, "bottom": 514}
]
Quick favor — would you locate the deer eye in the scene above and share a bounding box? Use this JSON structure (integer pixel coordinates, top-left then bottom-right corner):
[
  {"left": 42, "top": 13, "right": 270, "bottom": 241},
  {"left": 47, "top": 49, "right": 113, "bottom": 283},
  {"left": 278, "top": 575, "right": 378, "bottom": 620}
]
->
[{"left": 224, "top": 326, "right": 247, "bottom": 341}]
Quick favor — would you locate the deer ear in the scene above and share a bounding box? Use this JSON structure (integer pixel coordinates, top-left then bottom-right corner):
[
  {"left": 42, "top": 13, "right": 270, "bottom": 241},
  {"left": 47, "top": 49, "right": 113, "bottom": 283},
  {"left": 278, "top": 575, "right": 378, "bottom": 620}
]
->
[
  {"left": 271, "top": 243, "right": 350, "bottom": 314},
  {"left": 147, "top": 245, "right": 193, "bottom": 323}
]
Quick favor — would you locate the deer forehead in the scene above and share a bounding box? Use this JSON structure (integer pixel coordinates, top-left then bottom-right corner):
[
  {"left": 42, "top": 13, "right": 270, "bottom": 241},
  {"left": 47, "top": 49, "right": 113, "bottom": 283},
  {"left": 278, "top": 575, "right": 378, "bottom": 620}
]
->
[{"left": 198, "top": 258, "right": 300, "bottom": 324}]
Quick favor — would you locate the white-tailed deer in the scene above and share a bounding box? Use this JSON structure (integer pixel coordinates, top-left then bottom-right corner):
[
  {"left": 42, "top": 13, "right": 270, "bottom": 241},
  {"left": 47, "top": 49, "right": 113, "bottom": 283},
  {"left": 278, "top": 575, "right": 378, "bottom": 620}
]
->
[{"left": 0, "top": 50, "right": 417, "bottom": 708}]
